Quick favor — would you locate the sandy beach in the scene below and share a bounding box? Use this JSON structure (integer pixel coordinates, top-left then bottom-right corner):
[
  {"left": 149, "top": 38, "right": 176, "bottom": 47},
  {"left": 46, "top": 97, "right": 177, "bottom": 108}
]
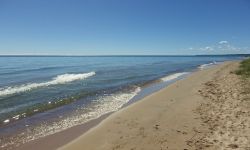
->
[
  {"left": 1, "top": 1, "right": 250, "bottom": 149},
  {"left": 56, "top": 61, "right": 249, "bottom": 150}
]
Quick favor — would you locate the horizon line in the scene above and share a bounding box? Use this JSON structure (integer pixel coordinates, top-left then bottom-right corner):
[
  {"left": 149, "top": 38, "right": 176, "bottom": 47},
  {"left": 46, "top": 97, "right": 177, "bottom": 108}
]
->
[{"left": 0, "top": 54, "right": 249, "bottom": 57}]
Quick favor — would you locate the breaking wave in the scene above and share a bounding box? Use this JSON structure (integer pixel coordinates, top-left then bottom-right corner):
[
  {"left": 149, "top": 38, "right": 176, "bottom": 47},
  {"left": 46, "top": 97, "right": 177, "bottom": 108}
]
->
[
  {"left": 0, "top": 72, "right": 95, "bottom": 97},
  {"left": 198, "top": 61, "right": 217, "bottom": 70},
  {"left": 161, "top": 72, "right": 189, "bottom": 82}
]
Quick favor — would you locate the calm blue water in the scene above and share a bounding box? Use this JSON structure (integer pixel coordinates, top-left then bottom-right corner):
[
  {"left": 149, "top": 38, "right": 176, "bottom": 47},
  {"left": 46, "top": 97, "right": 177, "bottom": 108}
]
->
[{"left": 0, "top": 56, "right": 242, "bottom": 149}]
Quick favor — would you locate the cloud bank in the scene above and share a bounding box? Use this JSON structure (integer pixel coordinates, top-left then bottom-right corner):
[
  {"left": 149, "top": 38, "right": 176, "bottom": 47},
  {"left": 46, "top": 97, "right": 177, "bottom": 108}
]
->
[{"left": 188, "top": 40, "right": 249, "bottom": 54}]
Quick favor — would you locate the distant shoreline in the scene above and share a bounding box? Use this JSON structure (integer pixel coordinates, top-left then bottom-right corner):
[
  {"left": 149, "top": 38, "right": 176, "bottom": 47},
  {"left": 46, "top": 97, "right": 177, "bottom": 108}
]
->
[{"left": 0, "top": 54, "right": 249, "bottom": 57}]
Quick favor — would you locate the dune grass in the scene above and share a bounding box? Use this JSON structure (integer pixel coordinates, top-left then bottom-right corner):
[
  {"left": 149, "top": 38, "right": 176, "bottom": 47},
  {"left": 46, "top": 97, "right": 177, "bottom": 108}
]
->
[
  {"left": 235, "top": 58, "right": 250, "bottom": 78},
  {"left": 236, "top": 58, "right": 250, "bottom": 101}
]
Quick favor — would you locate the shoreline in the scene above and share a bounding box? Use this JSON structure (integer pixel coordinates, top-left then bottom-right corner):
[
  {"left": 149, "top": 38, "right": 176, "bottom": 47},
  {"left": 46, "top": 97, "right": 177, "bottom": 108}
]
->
[
  {"left": 58, "top": 61, "right": 238, "bottom": 150},
  {"left": 15, "top": 67, "right": 192, "bottom": 150},
  {"left": 5, "top": 61, "right": 239, "bottom": 150}
]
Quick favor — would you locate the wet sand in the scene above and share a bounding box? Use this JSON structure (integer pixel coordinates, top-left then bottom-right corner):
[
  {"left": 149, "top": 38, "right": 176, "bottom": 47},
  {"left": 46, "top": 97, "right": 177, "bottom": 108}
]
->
[
  {"left": 58, "top": 61, "right": 248, "bottom": 150},
  {"left": 16, "top": 113, "right": 111, "bottom": 150}
]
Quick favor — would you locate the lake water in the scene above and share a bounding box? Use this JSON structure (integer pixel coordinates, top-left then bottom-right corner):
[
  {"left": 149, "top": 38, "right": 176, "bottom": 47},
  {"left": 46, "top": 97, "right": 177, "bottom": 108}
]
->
[{"left": 0, "top": 55, "right": 242, "bottom": 149}]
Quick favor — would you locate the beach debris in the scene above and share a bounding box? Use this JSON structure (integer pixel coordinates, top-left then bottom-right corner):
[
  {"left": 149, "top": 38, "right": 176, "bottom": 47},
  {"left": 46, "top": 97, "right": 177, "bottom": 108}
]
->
[{"left": 154, "top": 124, "right": 160, "bottom": 130}]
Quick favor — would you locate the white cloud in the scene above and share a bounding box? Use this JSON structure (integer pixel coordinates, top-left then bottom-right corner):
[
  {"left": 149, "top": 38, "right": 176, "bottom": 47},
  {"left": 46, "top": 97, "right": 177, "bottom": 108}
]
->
[
  {"left": 219, "top": 41, "right": 229, "bottom": 44},
  {"left": 200, "top": 46, "right": 214, "bottom": 51},
  {"left": 187, "top": 40, "right": 248, "bottom": 54}
]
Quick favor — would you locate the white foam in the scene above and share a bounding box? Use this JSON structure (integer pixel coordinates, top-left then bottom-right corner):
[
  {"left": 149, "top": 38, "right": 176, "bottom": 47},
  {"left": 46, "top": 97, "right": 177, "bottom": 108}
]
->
[
  {"left": 12, "top": 115, "right": 20, "bottom": 120},
  {"left": 15, "top": 87, "right": 141, "bottom": 145},
  {"left": 0, "top": 72, "right": 95, "bottom": 97},
  {"left": 199, "top": 61, "right": 217, "bottom": 70},
  {"left": 3, "top": 119, "right": 9, "bottom": 123},
  {"left": 161, "top": 72, "right": 189, "bottom": 82}
]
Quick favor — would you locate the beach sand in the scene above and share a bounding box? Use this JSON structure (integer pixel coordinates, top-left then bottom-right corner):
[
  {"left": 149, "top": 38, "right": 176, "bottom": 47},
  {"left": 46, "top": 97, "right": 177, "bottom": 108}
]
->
[{"left": 57, "top": 61, "right": 250, "bottom": 150}]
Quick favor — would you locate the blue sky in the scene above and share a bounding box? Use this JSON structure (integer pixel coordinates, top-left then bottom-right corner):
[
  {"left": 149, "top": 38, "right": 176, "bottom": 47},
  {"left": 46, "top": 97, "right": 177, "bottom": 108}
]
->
[{"left": 0, "top": 0, "right": 249, "bottom": 55}]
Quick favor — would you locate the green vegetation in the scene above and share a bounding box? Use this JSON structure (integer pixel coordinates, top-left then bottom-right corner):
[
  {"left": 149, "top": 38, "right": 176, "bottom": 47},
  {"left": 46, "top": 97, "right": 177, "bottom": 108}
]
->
[
  {"left": 235, "top": 58, "right": 250, "bottom": 77},
  {"left": 236, "top": 58, "right": 250, "bottom": 101}
]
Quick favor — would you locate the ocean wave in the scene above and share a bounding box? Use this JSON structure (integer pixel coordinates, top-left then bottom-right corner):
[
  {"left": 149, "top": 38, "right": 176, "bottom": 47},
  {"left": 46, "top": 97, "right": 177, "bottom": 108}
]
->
[
  {"left": 161, "top": 72, "right": 189, "bottom": 82},
  {"left": 0, "top": 72, "right": 95, "bottom": 97},
  {"left": 198, "top": 61, "right": 217, "bottom": 70}
]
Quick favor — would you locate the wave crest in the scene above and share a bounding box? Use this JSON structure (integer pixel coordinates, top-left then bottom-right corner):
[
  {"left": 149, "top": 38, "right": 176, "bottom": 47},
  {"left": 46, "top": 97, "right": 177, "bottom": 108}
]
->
[
  {"left": 198, "top": 61, "right": 217, "bottom": 70},
  {"left": 52, "top": 72, "right": 95, "bottom": 84},
  {"left": 161, "top": 72, "right": 189, "bottom": 82},
  {"left": 0, "top": 72, "right": 95, "bottom": 97}
]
